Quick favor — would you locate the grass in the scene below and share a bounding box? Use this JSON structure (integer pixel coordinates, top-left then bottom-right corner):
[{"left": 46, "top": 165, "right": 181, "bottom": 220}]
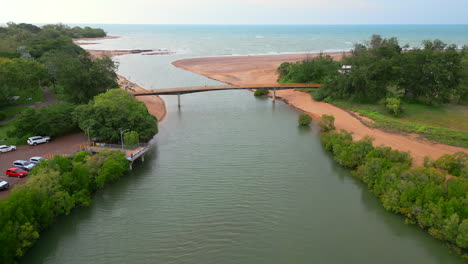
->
[
  {"left": 327, "top": 99, "right": 468, "bottom": 148},
  {"left": 0, "top": 120, "right": 17, "bottom": 145},
  {"left": 0, "top": 105, "right": 28, "bottom": 121}
]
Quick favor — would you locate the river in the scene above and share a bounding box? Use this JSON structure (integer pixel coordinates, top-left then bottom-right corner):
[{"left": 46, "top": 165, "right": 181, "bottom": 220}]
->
[{"left": 22, "top": 90, "right": 463, "bottom": 263}]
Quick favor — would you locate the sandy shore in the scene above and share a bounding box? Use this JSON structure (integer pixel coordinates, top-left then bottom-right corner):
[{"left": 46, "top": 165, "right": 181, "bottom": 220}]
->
[
  {"left": 73, "top": 35, "right": 120, "bottom": 41},
  {"left": 117, "top": 75, "right": 166, "bottom": 121},
  {"left": 173, "top": 53, "right": 467, "bottom": 166}
]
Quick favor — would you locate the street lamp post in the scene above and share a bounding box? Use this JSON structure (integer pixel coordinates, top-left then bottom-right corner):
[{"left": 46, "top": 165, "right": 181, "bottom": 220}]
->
[
  {"left": 85, "top": 124, "right": 94, "bottom": 153},
  {"left": 119, "top": 128, "right": 130, "bottom": 150}
]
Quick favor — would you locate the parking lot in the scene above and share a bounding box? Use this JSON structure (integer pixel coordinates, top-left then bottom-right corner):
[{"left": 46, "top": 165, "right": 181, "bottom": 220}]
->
[{"left": 0, "top": 133, "right": 87, "bottom": 199}]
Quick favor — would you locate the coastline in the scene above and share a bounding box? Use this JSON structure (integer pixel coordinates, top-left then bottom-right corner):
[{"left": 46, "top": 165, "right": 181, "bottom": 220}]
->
[{"left": 173, "top": 53, "right": 467, "bottom": 166}]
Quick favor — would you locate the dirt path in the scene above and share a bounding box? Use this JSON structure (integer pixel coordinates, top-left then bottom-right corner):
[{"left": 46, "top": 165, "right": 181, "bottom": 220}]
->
[{"left": 173, "top": 53, "right": 467, "bottom": 166}]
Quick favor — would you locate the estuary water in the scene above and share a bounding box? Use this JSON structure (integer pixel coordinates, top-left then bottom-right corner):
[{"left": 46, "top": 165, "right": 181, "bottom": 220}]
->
[{"left": 22, "top": 25, "right": 468, "bottom": 263}]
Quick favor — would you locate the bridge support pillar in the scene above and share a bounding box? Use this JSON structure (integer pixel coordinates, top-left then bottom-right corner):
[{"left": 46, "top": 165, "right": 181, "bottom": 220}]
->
[
  {"left": 129, "top": 162, "right": 133, "bottom": 170},
  {"left": 273, "top": 88, "right": 276, "bottom": 101},
  {"left": 177, "top": 94, "right": 181, "bottom": 108},
  {"left": 142, "top": 155, "right": 145, "bottom": 162}
]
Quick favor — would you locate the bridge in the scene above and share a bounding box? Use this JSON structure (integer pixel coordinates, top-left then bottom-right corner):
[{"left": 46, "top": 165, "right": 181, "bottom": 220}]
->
[{"left": 133, "top": 83, "right": 322, "bottom": 106}]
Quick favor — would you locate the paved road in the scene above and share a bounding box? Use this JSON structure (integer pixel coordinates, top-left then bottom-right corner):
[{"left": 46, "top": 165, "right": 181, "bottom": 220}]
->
[{"left": 0, "top": 133, "right": 86, "bottom": 199}]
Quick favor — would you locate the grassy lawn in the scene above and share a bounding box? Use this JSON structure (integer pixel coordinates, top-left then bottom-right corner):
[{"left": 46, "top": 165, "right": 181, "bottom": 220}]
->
[
  {"left": 0, "top": 105, "right": 28, "bottom": 121},
  {"left": 328, "top": 99, "right": 468, "bottom": 148},
  {"left": 0, "top": 120, "right": 17, "bottom": 145}
]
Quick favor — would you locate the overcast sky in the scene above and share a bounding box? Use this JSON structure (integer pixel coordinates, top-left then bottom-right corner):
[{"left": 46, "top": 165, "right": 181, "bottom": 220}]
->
[{"left": 2, "top": 0, "right": 467, "bottom": 24}]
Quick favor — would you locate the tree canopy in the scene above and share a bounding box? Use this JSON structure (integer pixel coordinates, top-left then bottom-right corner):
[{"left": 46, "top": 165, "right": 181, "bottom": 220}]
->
[{"left": 73, "top": 89, "right": 158, "bottom": 142}]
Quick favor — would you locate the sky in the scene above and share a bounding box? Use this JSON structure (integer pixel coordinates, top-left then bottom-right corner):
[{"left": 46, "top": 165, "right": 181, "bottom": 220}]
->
[{"left": 1, "top": 0, "right": 467, "bottom": 24}]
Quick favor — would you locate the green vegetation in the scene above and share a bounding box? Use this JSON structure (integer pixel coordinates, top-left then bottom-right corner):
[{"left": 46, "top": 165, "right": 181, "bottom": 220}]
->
[
  {"left": 254, "top": 89, "right": 269, "bottom": 96},
  {"left": 384, "top": 97, "right": 402, "bottom": 116},
  {"left": 280, "top": 35, "right": 468, "bottom": 146},
  {"left": 0, "top": 22, "right": 130, "bottom": 144},
  {"left": 329, "top": 99, "right": 468, "bottom": 147},
  {"left": 124, "top": 131, "right": 140, "bottom": 147},
  {"left": 318, "top": 114, "right": 335, "bottom": 131},
  {"left": 278, "top": 35, "right": 468, "bottom": 104},
  {"left": 0, "top": 58, "right": 48, "bottom": 107},
  {"left": 8, "top": 103, "right": 79, "bottom": 142},
  {"left": 298, "top": 113, "right": 312, "bottom": 126},
  {"left": 0, "top": 22, "right": 116, "bottom": 108},
  {"left": 0, "top": 150, "right": 128, "bottom": 263},
  {"left": 74, "top": 89, "right": 158, "bottom": 143},
  {"left": 320, "top": 118, "right": 468, "bottom": 259},
  {"left": 278, "top": 54, "right": 340, "bottom": 83}
]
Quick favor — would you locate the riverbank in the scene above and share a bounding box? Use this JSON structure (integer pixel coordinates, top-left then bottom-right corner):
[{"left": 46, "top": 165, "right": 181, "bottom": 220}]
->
[{"left": 173, "top": 53, "right": 467, "bottom": 165}]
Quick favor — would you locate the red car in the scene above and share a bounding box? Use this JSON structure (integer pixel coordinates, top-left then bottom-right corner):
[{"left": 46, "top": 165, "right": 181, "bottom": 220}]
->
[{"left": 6, "top": 167, "right": 28, "bottom": 178}]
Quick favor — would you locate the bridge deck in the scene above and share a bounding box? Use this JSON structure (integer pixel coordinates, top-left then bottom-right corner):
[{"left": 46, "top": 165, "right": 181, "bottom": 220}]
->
[{"left": 133, "top": 83, "right": 321, "bottom": 96}]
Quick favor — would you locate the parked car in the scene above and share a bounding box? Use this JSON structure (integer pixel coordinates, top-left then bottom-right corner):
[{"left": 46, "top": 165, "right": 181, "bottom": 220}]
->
[
  {"left": 27, "top": 136, "right": 51, "bottom": 146},
  {"left": 0, "top": 145, "right": 16, "bottom": 153},
  {"left": 30, "top": 156, "right": 46, "bottom": 164},
  {"left": 6, "top": 167, "right": 28, "bottom": 178},
  {"left": 0, "top": 180, "right": 9, "bottom": 191},
  {"left": 12, "top": 160, "right": 35, "bottom": 171}
]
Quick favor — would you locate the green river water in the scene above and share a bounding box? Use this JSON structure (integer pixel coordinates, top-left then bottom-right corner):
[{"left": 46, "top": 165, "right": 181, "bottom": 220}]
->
[{"left": 22, "top": 91, "right": 464, "bottom": 264}]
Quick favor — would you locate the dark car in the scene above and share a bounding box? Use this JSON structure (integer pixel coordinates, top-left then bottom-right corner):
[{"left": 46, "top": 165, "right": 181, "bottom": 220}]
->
[{"left": 6, "top": 167, "right": 28, "bottom": 178}]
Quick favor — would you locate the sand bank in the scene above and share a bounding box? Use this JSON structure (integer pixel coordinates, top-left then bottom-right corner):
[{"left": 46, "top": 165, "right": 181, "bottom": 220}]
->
[
  {"left": 117, "top": 75, "right": 166, "bottom": 121},
  {"left": 73, "top": 35, "right": 120, "bottom": 41},
  {"left": 173, "top": 53, "right": 466, "bottom": 165}
]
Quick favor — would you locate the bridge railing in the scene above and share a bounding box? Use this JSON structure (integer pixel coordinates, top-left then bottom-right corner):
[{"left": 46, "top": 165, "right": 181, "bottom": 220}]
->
[{"left": 92, "top": 142, "right": 150, "bottom": 150}]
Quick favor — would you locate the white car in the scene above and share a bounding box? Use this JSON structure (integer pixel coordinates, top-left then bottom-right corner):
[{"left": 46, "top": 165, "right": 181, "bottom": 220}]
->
[
  {"left": 0, "top": 145, "right": 16, "bottom": 153},
  {"left": 12, "top": 160, "right": 35, "bottom": 171},
  {"left": 30, "top": 156, "right": 46, "bottom": 164},
  {"left": 0, "top": 180, "right": 9, "bottom": 191},
  {"left": 27, "top": 136, "right": 51, "bottom": 146}
]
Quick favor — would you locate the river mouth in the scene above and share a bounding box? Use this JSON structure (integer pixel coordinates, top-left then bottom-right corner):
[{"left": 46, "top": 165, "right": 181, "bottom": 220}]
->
[{"left": 21, "top": 91, "right": 463, "bottom": 264}]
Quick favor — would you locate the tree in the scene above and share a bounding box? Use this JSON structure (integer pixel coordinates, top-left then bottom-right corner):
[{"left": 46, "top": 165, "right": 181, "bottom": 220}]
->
[
  {"left": 74, "top": 89, "right": 158, "bottom": 142},
  {"left": 124, "top": 131, "right": 140, "bottom": 147},
  {"left": 40, "top": 51, "right": 118, "bottom": 103},
  {"left": 298, "top": 113, "right": 312, "bottom": 126},
  {"left": 0, "top": 58, "right": 47, "bottom": 106},
  {"left": 8, "top": 103, "right": 79, "bottom": 139},
  {"left": 456, "top": 219, "right": 468, "bottom": 248},
  {"left": 318, "top": 114, "right": 335, "bottom": 131},
  {"left": 278, "top": 54, "right": 340, "bottom": 84}
]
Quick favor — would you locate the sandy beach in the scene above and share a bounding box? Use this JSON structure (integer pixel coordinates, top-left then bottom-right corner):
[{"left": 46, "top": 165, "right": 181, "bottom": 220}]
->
[{"left": 173, "top": 53, "right": 467, "bottom": 165}]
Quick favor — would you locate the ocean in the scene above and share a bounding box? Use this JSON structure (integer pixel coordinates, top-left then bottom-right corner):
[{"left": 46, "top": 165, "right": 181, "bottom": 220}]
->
[{"left": 74, "top": 24, "right": 468, "bottom": 89}]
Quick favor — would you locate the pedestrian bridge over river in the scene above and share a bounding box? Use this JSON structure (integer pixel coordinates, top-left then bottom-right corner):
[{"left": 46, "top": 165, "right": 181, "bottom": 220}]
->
[
  {"left": 132, "top": 83, "right": 322, "bottom": 106},
  {"left": 133, "top": 83, "right": 322, "bottom": 96}
]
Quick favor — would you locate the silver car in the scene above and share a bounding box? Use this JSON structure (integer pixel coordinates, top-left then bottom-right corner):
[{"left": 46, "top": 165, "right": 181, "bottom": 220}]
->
[
  {"left": 0, "top": 145, "right": 16, "bottom": 153},
  {"left": 30, "top": 156, "right": 46, "bottom": 164},
  {"left": 12, "top": 160, "right": 35, "bottom": 171}
]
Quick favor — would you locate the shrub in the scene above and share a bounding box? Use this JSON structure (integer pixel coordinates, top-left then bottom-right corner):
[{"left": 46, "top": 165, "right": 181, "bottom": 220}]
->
[
  {"left": 8, "top": 103, "right": 79, "bottom": 138},
  {"left": 124, "top": 131, "right": 140, "bottom": 147},
  {"left": 385, "top": 97, "right": 403, "bottom": 116},
  {"left": 434, "top": 152, "right": 468, "bottom": 177},
  {"left": 310, "top": 88, "right": 329, "bottom": 101},
  {"left": 318, "top": 114, "right": 335, "bottom": 131},
  {"left": 0, "top": 111, "right": 6, "bottom": 120},
  {"left": 254, "top": 89, "right": 269, "bottom": 96},
  {"left": 298, "top": 113, "right": 312, "bottom": 126}
]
